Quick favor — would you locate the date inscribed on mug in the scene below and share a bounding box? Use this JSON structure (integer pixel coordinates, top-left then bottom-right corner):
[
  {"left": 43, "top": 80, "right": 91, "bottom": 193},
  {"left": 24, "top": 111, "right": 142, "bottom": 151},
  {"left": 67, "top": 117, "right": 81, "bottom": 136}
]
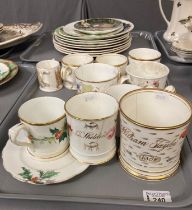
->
[{"left": 143, "top": 190, "right": 172, "bottom": 203}]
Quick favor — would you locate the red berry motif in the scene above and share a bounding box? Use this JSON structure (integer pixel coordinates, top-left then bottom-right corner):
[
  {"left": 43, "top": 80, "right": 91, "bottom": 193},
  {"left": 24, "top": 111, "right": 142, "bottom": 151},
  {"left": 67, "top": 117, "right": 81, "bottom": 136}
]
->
[
  {"left": 106, "top": 127, "right": 116, "bottom": 140},
  {"left": 31, "top": 176, "right": 38, "bottom": 183},
  {"left": 55, "top": 131, "right": 63, "bottom": 140}
]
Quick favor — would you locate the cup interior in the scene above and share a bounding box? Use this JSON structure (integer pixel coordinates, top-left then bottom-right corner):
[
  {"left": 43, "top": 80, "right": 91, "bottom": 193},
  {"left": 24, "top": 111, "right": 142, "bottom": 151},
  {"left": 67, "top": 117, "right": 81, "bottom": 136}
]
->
[
  {"left": 126, "top": 62, "right": 169, "bottom": 79},
  {"left": 18, "top": 97, "right": 65, "bottom": 124},
  {"left": 105, "top": 84, "right": 141, "bottom": 102},
  {"left": 96, "top": 54, "right": 127, "bottom": 66},
  {"left": 62, "top": 54, "right": 93, "bottom": 66},
  {"left": 65, "top": 92, "right": 118, "bottom": 120},
  {"left": 36, "top": 60, "right": 59, "bottom": 70},
  {"left": 75, "top": 63, "right": 118, "bottom": 82},
  {"left": 129, "top": 48, "right": 161, "bottom": 60},
  {"left": 120, "top": 90, "right": 191, "bottom": 128}
]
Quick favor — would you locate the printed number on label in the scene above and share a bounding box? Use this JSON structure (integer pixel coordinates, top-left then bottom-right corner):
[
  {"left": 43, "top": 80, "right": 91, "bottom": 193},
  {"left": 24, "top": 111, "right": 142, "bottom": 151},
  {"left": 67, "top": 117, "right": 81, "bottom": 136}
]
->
[{"left": 143, "top": 190, "right": 172, "bottom": 203}]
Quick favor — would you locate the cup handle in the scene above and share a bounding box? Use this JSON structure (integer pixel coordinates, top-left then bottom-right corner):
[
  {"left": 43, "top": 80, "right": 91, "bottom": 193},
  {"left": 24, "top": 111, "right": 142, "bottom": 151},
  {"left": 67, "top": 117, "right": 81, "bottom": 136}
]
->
[
  {"left": 164, "top": 85, "right": 176, "bottom": 93},
  {"left": 61, "top": 66, "right": 74, "bottom": 85},
  {"left": 118, "top": 75, "right": 131, "bottom": 84},
  {"left": 145, "top": 85, "right": 176, "bottom": 93},
  {"left": 39, "top": 70, "right": 50, "bottom": 87},
  {"left": 9, "top": 123, "right": 32, "bottom": 146}
]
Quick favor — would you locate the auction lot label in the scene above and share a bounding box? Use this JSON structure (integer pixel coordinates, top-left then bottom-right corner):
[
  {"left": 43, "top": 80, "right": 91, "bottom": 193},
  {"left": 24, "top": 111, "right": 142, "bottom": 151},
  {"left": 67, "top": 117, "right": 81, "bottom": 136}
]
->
[{"left": 143, "top": 190, "right": 172, "bottom": 202}]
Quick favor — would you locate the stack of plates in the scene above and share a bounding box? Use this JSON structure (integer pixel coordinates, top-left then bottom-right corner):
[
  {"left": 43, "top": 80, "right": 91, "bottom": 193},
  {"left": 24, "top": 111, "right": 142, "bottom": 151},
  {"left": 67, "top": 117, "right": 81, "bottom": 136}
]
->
[
  {"left": 0, "top": 59, "right": 18, "bottom": 85},
  {"left": 171, "top": 34, "right": 192, "bottom": 59},
  {"left": 0, "top": 23, "right": 3, "bottom": 34},
  {"left": 53, "top": 18, "right": 134, "bottom": 56}
]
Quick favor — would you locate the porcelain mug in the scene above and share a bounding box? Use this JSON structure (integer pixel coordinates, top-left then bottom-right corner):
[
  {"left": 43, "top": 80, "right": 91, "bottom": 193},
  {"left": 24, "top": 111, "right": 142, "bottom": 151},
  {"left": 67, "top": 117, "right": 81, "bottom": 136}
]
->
[
  {"left": 119, "top": 89, "right": 192, "bottom": 180},
  {"left": 128, "top": 48, "right": 161, "bottom": 64},
  {"left": 61, "top": 54, "right": 93, "bottom": 90},
  {"left": 36, "top": 60, "right": 63, "bottom": 92},
  {"left": 75, "top": 63, "right": 119, "bottom": 93},
  {"left": 120, "top": 61, "right": 170, "bottom": 89},
  {"left": 9, "top": 97, "right": 69, "bottom": 159},
  {"left": 65, "top": 92, "right": 119, "bottom": 165},
  {"left": 96, "top": 53, "right": 128, "bottom": 76}
]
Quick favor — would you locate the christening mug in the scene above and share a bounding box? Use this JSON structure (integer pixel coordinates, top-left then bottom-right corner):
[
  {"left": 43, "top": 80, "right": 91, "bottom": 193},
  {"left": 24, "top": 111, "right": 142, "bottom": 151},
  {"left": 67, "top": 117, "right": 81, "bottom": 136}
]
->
[
  {"left": 36, "top": 60, "right": 63, "bottom": 92},
  {"left": 119, "top": 89, "right": 192, "bottom": 180},
  {"left": 9, "top": 97, "right": 69, "bottom": 159},
  {"left": 61, "top": 54, "right": 93, "bottom": 90},
  {"left": 65, "top": 92, "right": 119, "bottom": 164},
  {"left": 75, "top": 63, "right": 119, "bottom": 93}
]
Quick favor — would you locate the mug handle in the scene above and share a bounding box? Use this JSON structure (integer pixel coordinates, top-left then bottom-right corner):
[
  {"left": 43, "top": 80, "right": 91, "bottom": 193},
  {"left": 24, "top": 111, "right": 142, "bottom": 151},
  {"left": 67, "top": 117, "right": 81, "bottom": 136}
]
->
[
  {"left": 39, "top": 70, "right": 50, "bottom": 87},
  {"left": 9, "top": 123, "right": 32, "bottom": 146},
  {"left": 118, "top": 75, "right": 131, "bottom": 84},
  {"left": 61, "top": 66, "right": 74, "bottom": 85}
]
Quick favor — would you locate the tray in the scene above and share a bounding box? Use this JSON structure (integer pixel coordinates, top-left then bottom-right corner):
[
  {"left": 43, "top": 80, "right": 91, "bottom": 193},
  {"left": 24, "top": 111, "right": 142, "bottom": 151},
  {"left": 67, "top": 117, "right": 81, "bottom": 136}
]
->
[
  {"left": 155, "top": 31, "right": 192, "bottom": 64},
  {"left": 1, "top": 72, "right": 192, "bottom": 209},
  {"left": 0, "top": 63, "right": 36, "bottom": 129},
  {"left": 20, "top": 31, "right": 158, "bottom": 62}
]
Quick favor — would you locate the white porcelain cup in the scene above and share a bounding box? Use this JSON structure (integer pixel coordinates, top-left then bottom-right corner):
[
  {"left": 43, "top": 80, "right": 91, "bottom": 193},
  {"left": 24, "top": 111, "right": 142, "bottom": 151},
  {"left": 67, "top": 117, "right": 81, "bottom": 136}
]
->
[
  {"left": 96, "top": 53, "right": 128, "bottom": 76},
  {"left": 75, "top": 63, "right": 119, "bottom": 93},
  {"left": 61, "top": 54, "right": 93, "bottom": 90},
  {"left": 105, "top": 84, "right": 141, "bottom": 138},
  {"left": 65, "top": 92, "right": 119, "bottom": 165},
  {"left": 9, "top": 97, "right": 69, "bottom": 159},
  {"left": 119, "top": 89, "right": 192, "bottom": 180},
  {"left": 128, "top": 48, "right": 161, "bottom": 64},
  {"left": 120, "top": 61, "right": 170, "bottom": 89},
  {"left": 36, "top": 60, "right": 63, "bottom": 92}
]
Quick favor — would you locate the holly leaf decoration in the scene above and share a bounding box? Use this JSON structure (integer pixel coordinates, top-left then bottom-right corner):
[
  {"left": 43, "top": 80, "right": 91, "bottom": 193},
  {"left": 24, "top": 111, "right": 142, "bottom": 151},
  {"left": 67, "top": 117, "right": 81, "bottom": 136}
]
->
[
  {"left": 49, "top": 128, "right": 59, "bottom": 135},
  {"left": 19, "top": 167, "right": 32, "bottom": 180},
  {"left": 39, "top": 170, "right": 59, "bottom": 179},
  {"left": 59, "top": 131, "right": 68, "bottom": 143}
]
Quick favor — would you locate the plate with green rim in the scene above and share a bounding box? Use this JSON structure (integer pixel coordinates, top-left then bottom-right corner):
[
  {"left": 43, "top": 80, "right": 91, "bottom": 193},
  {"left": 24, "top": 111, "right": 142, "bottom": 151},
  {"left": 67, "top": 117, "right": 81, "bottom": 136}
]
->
[
  {"left": 0, "top": 59, "right": 19, "bottom": 86},
  {"left": 73, "top": 18, "right": 123, "bottom": 35}
]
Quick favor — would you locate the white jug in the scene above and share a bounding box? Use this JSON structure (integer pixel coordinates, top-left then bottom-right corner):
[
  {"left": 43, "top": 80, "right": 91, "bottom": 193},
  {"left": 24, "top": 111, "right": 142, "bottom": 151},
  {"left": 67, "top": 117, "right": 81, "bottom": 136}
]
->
[{"left": 159, "top": 0, "right": 192, "bottom": 42}]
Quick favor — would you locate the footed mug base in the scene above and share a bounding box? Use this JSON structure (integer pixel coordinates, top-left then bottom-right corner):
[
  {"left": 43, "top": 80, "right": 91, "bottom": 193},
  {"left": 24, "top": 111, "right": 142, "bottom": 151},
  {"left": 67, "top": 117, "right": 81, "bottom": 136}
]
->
[
  {"left": 39, "top": 85, "right": 63, "bottom": 92},
  {"left": 64, "top": 82, "right": 77, "bottom": 90},
  {"left": 119, "top": 155, "right": 180, "bottom": 181},
  {"left": 70, "top": 146, "right": 116, "bottom": 165}
]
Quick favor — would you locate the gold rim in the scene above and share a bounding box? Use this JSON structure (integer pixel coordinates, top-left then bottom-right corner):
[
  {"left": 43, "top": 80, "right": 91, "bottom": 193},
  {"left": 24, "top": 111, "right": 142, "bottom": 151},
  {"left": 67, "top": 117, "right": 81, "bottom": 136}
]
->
[
  {"left": 75, "top": 64, "right": 119, "bottom": 83},
  {"left": 119, "top": 88, "right": 192, "bottom": 130},
  {"left": 64, "top": 92, "right": 119, "bottom": 121},
  {"left": 128, "top": 54, "right": 161, "bottom": 61},
  {"left": 61, "top": 55, "right": 93, "bottom": 67},
  {"left": 95, "top": 54, "right": 128, "bottom": 67},
  {"left": 119, "top": 155, "right": 179, "bottom": 180},
  {"left": 19, "top": 114, "right": 65, "bottom": 126},
  {"left": 70, "top": 147, "right": 116, "bottom": 165},
  {"left": 127, "top": 62, "right": 169, "bottom": 80}
]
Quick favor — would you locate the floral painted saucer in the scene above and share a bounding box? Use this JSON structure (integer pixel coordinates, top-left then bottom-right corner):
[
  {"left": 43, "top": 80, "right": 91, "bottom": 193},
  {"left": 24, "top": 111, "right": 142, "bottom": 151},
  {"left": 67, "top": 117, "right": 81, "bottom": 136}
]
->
[
  {"left": 0, "top": 62, "right": 10, "bottom": 80},
  {"left": 2, "top": 140, "right": 89, "bottom": 185},
  {"left": 0, "top": 59, "right": 18, "bottom": 85}
]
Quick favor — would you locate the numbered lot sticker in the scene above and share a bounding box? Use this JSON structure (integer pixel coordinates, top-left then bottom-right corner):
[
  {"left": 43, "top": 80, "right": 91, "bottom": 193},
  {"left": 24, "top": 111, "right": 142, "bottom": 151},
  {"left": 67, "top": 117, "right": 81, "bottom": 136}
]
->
[{"left": 143, "top": 190, "right": 172, "bottom": 202}]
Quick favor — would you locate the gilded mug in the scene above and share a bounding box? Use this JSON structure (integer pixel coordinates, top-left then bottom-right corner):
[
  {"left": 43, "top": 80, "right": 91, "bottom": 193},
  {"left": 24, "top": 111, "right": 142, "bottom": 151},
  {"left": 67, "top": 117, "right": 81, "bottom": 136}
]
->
[
  {"left": 119, "top": 89, "right": 192, "bottom": 180},
  {"left": 65, "top": 92, "right": 119, "bottom": 164}
]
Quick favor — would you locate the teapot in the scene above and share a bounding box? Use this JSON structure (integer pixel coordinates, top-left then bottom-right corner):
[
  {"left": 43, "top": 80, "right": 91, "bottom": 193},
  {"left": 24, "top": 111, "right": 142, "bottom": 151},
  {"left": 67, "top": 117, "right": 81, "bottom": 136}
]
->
[{"left": 159, "top": 0, "right": 192, "bottom": 42}]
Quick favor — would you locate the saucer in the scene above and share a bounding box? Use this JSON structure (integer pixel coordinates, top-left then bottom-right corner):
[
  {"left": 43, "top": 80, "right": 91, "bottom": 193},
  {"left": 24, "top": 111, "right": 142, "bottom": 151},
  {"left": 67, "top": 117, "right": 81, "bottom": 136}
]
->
[{"left": 2, "top": 140, "right": 89, "bottom": 185}]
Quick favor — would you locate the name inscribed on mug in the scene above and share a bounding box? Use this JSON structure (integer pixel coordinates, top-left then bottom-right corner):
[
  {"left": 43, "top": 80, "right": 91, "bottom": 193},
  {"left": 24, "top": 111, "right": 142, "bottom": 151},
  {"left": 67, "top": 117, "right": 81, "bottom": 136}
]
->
[
  {"left": 121, "top": 126, "right": 179, "bottom": 152},
  {"left": 75, "top": 131, "right": 106, "bottom": 140},
  {"left": 121, "top": 126, "right": 147, "bottom": 146}
]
